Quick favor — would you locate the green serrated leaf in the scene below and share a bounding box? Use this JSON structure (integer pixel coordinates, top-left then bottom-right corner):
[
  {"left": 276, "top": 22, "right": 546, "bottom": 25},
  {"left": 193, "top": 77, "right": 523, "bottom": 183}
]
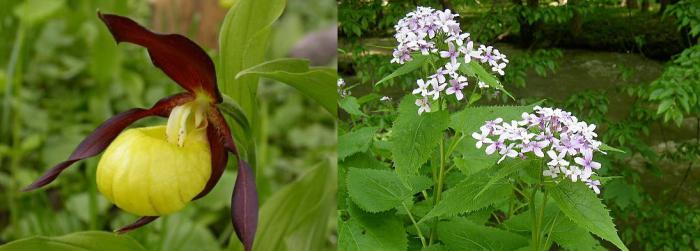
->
[
  {"left": 376, "top": 54, "right": 430, "bottom": 86},
  {"left": 600, "top": 143, "right": 625, "bottom": 153},
  {"left": 421, "top": 167, "right": 511, "bottom": 222},
  {"left": 347, "top": 168, "right": 432, "bottom": 213},
  {"left": 502, "top": 199, "right": 605, "bottom": 251},
  {"left": 438, "top": 218, "right": 528, "bottom": 251},
  {"left": 391, "top": 98, "right": 449, "bottom": 183},
  {"left": 475, "top": 158, "right": 539, "bottom": 199},
  {"left": 549, "top": 182, "right": 628, "bottom": 251},
  {"left": 338, "top": 203, "right": 407, "bottom": 251},
  {"left": 339, "top": 96, "right": 365, "bottom": 117},
  {"left": 338, "top": 127, "right": 378, "bottom": 161},
  {"left": 449, "top": 103, "right": 541, "bottom": 134}
]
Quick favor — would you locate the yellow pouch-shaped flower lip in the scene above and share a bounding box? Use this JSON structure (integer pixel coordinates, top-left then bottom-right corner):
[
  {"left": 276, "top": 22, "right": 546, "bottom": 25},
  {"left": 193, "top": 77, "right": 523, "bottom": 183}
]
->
[{"left": 97, "top": 125, "right": 211, "bottom": 216}]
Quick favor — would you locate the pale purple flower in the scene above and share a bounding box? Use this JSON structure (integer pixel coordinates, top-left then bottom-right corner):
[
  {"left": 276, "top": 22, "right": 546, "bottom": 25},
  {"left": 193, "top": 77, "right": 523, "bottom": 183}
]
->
[
  {"left": 445, "top": 76, "right": 468, "bottom": 100},
  {"left": 444, "top": 62, "right": 461, "bottom": 77},
  {"left": 547, "top": 150, "right": 569, "bottom": 167},
  {"left": 586, "top": 180, "right": 601, "bottom": 194},
  {"left": 440, "top": 42, "right": 460, "bottom": 65},
  {"left": 472, "top": 130, "right": 493, "bottom": 149},
  {"left": 415, "top": 97, "right": 431, "bottom": 115},
  {"left": 574, "top": 149, "right": 601, "bottom": 171},
  {"left": 431, "top": 67, "right": 449, "bottom": 83},
  {"left": 429, "top": 78, "right": 447, "bottom": 100},
  {"left": 412, "top": 79, "right": 432, "bottom": 97},
  {"left": 485, "top": 139, "right": 505, "bottom": 155},
  {"left": 543, "top": 165, "right": 560, "bottom": 178}
]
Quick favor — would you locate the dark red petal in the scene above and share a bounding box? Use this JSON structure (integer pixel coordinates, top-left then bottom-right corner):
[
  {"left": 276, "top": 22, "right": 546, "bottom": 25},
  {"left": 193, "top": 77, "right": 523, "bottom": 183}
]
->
[
  {"left": 98, "top": 12, "right": 222, "bottom": 103},
  {"left": 192, "top": 125, "right": 228, "bottom": 200},
  {"left": 23, "top": 93, "right": 193, "bottom": 192},
  {"left": 207, "top": 108, "right": 238, "bottom": 154},
  {"left": 115, "top": 216, "right": 159, "bottom": 233},
  {"left": 232, "top": 159, "right": 258, "bottom": 251}
]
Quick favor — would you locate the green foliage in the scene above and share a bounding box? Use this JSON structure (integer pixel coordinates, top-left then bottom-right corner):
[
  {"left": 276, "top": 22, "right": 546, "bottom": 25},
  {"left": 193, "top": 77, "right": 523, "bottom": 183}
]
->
[
  {"left": 390, "top": 98, "right": 450, "bottom": 182},
  {"left": 0, "top": 231, "right": 146, "bottom": 251},
  {"left": 231, "top": 162, "right": 336, "bottom": 251},
  {"left": 549, "top": 181, "right": 628, "bottom": 251},
  {"left": 338, "top": 203, "right": 407, "bottom": 251},
  {"left": 236, "top": 58, "right": 338, "bottom": 116},
  {"left": 338, "top": 127, "right": 378, "bottom": 160},
  {"left": 422, "top": 166, "right": 513, "bottom": 221},
  {"left": 376, "top": 54, "right": 431, "bottom": 87},
  {"left": 347, "top": 167, "right": 431, "bottom": 213},
  {"left": 438, "top": 218, "right": 528, "bottom": 251}
]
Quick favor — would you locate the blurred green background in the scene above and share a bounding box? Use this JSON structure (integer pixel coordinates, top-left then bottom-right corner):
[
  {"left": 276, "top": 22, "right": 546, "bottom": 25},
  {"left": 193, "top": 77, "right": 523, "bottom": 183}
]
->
[
  {"left": 338, "top": 0, "right": 700, "bottom": 250},
  {"left": 0, "top": 0, "right": 337, "bottom": 250}
]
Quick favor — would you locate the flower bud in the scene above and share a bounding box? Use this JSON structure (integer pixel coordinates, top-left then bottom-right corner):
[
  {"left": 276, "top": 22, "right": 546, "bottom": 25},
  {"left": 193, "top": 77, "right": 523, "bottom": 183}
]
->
[{"left": 96, "top": 125, "right": 211, "bottom": 216}]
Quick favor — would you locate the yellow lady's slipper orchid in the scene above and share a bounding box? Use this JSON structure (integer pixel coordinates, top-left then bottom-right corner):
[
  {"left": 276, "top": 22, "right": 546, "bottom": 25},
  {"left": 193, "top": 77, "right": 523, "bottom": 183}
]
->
[{"left": 23, "top": 12, "right": 258, "bottom": 251}]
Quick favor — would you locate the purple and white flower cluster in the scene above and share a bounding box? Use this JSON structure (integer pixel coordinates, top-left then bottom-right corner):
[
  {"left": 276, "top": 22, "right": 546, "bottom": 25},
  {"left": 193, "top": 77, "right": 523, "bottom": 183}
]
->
[
  {"left": 391, "top": 7, "right": 509, "bottom": 115},
  {"left": 472, "top": 106, "right": 605, "bottom": 194}
]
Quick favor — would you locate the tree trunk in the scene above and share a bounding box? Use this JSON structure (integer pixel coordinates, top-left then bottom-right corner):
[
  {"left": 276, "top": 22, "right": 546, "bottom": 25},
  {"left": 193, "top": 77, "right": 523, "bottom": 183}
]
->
[
  {"left": 641, "top": 0, "right": 650, "bottom": 11},
  {"left": 570, "top": 0, "right": 582, "bottom": 38},
  {"left": 626, "top": 0, "right": 638, "bottom": 9},
  {"left": 440, "top": 0, "right": 454, "bottom": 10}
]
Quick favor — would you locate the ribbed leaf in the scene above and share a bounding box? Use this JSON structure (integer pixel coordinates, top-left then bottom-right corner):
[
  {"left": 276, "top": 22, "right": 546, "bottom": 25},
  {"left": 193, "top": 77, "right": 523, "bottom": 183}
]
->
[
  {"left": 0, "top": 231, "right": 146, "bottom": 251},
  {"left": 549, "top": 181, "right": 628, "bottom": 251},
  {"left": 347, "top": 168, "right": 431, "bottom": 213},
  {"left": 391, "top": 98, "right": 449, "bottom": 183},
  {"left": 438, "top": 218, "right": 528, "bottom": 251},
  {"left": 236, "top": 58, "right": 337, "bottom": 116}
]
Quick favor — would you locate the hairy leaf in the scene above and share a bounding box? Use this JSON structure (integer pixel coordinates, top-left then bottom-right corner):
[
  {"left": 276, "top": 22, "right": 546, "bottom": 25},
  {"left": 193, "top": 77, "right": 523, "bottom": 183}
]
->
[
  {"left": 339, "top": 96, "right": 365, "bottom": 117},
  {"left": 347, "top": 168, "right": 432, "bottom": 213},
  {"left": 391, "top": 98, "right": 449, "bottom": 183},
  {"left": 422, "top": 168, "right": 511, "bottom": 222},
  {"left": 338, "top": 203, "right": 407, "bottom": 251},
  {"left": 438, "top": 218, "right": 528, "bottom": 251},
  {"left": 338, "top": 127, "right": 378, "bottom": 161},
  {"left": 375, "top": 54, "right": 430, "bottom": 86},
  {"left": 450, "top": 103, "right": 540, "bottom": 134},
  {"left": 549, "top": 181, "right": 628, "bottom": 251}
]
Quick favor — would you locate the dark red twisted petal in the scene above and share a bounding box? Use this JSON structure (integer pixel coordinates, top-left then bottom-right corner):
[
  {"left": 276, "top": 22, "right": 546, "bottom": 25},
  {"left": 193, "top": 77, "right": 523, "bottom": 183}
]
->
[
  {"left": 98, "top": 12, "right": 222, "bottom": 103},
  {"left": 232, "top": 159, "right": 258, "bottom": 251},
  {"left": 192, "top": 125, "right": 228, "bottom": 200},
  {"left": 115, "top": 216, "right": 159, "bottom": 233},
  {"left": 207, "top": 108, "right": 239, "bottom": 154},
  {"left": 208, "top": 107, "right": 257, "bottom": 250},
  {"left": 23, "top": 93, "right": 194, "bottom": 192}
]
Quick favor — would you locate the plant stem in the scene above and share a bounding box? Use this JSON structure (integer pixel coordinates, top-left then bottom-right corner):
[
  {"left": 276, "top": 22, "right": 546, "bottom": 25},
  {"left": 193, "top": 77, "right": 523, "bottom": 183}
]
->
[
  {"left": 529, "top": 186, "right": 538, "bottom": 250},
  {"left": 403, "top": 202, "right": 427, "bottom": 247},
  {"left": 429, "top": 135, "right": 447, "bottom": 245}
]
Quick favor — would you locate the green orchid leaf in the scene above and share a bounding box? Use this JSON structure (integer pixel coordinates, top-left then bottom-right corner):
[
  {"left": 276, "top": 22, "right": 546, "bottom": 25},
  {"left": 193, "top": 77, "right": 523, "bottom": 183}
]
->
[
  {"left": 0, "top": 231, "right": 146, "bottom": 251},
  {"left": 236, "top": 58, "right": 337, "bottom": 116}
]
